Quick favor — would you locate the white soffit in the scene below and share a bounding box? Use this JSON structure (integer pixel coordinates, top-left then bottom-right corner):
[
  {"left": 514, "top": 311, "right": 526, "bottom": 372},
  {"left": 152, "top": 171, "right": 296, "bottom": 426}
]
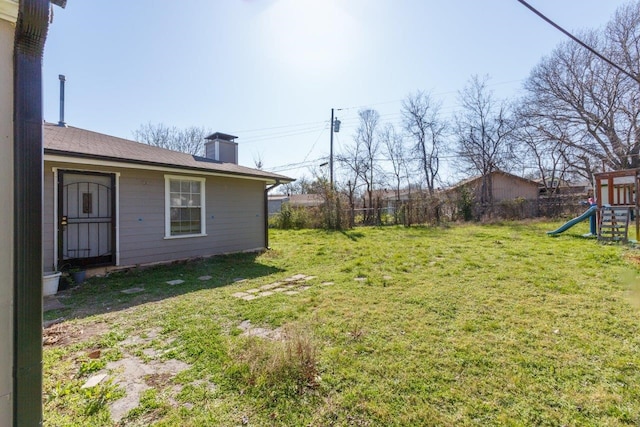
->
[
  {"left": 0, "top": 0, "right": 18, "bottom": 23},
  {"left": 44, "top": 154, "right": 279, "bottom": 184}
]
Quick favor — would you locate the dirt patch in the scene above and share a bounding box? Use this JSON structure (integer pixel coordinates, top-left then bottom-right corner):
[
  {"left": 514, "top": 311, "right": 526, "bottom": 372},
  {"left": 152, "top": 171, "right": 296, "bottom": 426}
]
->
[
  {"left": 46, "top": 322, "right": 193, "bottom": 423},
  {"left": 120, "top": 327, "right": 162, "bottom": 346},
  {"left": 145, "top": 372, "right": 174, "bottom": 389},
  {"left": 238, "top": 320, "right": 282, "bottom": 341},
  {"left": 43, "top": 322, "right": 110, "bottom": 347},
  {"left": 64, "top": 328, "right": 190, "bottom": 423},
  {"left": 107, "top": 355, "right": 191, "bottom": 423},
  {"left": 625, "top": 253, "right": 640, "bottom": 265}
]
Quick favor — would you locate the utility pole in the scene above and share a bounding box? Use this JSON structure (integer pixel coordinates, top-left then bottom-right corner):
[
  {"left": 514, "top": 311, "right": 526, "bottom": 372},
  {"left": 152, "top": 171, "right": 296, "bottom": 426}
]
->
[
  {"left": 328, "top": 109, "right": 341, "bottom": 229},
  {"left": 329, "top": 108, "right": 341, "bottom": 190},
  {"left": 330, "top": 108, "right": 334, "bottom": 190}
]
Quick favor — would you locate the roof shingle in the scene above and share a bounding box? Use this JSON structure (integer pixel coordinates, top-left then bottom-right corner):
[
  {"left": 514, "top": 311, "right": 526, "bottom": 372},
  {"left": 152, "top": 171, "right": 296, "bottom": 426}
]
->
[{"left": 43, "top": 123, "right": 292, "bottom": 183}]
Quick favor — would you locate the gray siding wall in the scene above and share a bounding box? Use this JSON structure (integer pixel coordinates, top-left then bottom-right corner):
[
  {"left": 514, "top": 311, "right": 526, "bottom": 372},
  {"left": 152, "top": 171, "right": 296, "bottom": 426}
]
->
[
  {"left": 43, "top": 162, "right": 266, "bottom": 269},
  {"left": 203, "top": 140, "right": 237, "bottom": 164},
  {"left": 218, "top": 141, "right": 237, "bottom": 164}
]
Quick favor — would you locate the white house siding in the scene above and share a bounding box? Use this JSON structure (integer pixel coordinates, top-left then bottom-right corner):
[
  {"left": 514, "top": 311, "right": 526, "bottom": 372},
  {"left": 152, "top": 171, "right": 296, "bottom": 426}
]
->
[{"left": 43, "top": 162, "right": 267, "bottom": 269}]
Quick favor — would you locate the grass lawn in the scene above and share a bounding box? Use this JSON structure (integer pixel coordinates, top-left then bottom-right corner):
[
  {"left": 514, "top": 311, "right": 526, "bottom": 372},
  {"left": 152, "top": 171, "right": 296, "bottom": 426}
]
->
[{"left": 43, "top": 220, "right": 640, "bottom": 426}]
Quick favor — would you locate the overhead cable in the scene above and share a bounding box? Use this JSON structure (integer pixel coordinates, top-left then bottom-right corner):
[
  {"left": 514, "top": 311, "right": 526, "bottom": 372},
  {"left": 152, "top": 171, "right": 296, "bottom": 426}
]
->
[{"left": 515, "top": 0, "right": 639, "bottom": 82}]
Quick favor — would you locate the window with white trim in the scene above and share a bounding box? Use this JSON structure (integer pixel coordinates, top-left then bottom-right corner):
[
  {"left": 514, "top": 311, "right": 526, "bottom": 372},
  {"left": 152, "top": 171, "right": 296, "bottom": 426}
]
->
[{"left": 164, "top": 175, "right": 206, "bottom": 238}]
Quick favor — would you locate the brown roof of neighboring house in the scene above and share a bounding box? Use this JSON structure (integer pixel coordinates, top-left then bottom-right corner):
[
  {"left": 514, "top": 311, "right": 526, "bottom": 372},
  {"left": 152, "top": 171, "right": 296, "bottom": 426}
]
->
[
  {"left": 267, "top": 194, "right": 290, "bottom": 202},
  {"left": 288, "top": 194, "right": 324, "bottom": 207},
  {"left": 446, "top": 170, "right": 539, "bottom": 191},
  {"left": 43, "top": 122, "right": 293, "bottom": 183}
]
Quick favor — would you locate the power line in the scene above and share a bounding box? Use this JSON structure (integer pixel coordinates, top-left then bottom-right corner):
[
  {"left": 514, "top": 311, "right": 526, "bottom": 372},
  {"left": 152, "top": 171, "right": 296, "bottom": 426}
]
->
[
  {"left": 229, "top": 80, "right": 526, "bottom": 145},
  {"left": 230, "top": 119, "right": 326, "bottom": 134},
  {"left": 267, "top": 157, "right": 327, "bottom": 173},
  {"left": 301, "top": 123, "right": 328, "bottom": 164},
  {"left": 240, "top": 125, "right": 326, "bottom": 144},
  {"left": 515, "top": 0, "right": 639, "bottom": 82}
]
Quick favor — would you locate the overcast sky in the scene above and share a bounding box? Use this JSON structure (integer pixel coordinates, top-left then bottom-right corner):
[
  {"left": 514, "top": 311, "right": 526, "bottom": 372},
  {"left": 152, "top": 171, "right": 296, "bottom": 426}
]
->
[{"left": 43, "top": 0, "right": 631, "bottom": 184}]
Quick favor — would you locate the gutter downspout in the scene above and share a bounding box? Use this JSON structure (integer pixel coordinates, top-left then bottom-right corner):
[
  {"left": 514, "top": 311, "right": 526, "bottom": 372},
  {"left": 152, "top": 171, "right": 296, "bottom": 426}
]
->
[
  {"left": 264, "top": 180, "right": 281, "bottom": 249},
  {"left": 14, "top": 1, "right": 49, "bottom": 425}
]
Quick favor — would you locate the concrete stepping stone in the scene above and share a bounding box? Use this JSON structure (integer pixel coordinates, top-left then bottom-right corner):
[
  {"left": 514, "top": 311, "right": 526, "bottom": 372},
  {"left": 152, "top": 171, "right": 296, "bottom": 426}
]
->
[
  {"left": 284, "top": 291, "right": 299, "bottom": 295},
  {"left": 232, "top": 292, "right": 249, "bottom": 298},
  {"left": 273, "top": 288, "right": 286, "bottom": 293},
  {"left": 299, "top": 286, "right": 311, "bottom": 291},
  {"left": 81, "top": 373, "right": 107, "bottom": 389},
  {"left": 354, "top": 277, "right": 367, "bottom": 282},
  {"left": 245, "top": 288, "right": 260, "bottom": 294},
  {"left": 198, "top": 275, "right": 212, "bottom": 281},
  {"left": 43, "top": 296, "right": 65, "bottom": 312},
  {"left": 43, "top": 317, "right": 65, "bottom": 328},
  {"left": 121, "top": 287, "right": 145, "bottom": 294},
  {"left": 321, "top": 282, "right": 334, "bottom": 286},
  {"left": 259, "top": 291, "right": 274, "bottom": 297},
  {"left": 233, "top": 278, "right": 246, "bottom": 283},
  {"left": 260, "top": 282, "right": 281, "bottom": 290},
  {"left": 303, "top": 276, "right": 317, "bottom": 281},
  {"left": 241, "top": 295, "right": 257, "bottom": 301},
  {"left": 166, "top": 279, "right": 184, "bottom": 286}
]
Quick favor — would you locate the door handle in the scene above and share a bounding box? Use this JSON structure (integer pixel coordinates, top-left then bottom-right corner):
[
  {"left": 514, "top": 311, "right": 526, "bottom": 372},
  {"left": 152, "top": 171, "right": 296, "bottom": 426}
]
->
[{"left": 60, "top": 216, "right": 68, "bottom": 227}]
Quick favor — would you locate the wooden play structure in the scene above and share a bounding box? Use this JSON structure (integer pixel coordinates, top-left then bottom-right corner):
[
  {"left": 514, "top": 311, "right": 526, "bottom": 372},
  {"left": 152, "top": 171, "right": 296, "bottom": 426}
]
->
[{"left": 593, "top": 169, "right": 639, "bottom": 242}]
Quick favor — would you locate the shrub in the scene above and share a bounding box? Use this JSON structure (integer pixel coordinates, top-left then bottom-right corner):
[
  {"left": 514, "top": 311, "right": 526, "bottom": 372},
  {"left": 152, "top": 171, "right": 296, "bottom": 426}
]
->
[
  {"left": 270, "top": 204, "right": 311, "bottom": 229},
  {"left": 457, "top": 186, "right": 475, "bottom": 221},
  {"left": 226, "top": 326, "right": 319, "bottom": 399}
]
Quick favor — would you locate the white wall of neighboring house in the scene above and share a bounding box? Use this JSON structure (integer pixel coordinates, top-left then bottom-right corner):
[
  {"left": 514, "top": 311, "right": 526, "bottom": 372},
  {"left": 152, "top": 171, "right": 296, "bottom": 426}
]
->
[{"left": 0, "top": 1, "right": 17, "bottom": 424}]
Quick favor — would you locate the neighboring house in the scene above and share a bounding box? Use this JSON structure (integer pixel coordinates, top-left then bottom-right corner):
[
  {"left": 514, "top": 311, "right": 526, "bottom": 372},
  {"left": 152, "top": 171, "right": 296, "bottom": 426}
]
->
[
  {"left": 267, "top": 194, "right": 325, "bottom": 215},
  {"left": 378, "top": 189, "right": 413, "bottom": 202},
  {"left": 288, "top": 194, "right": 324, "bottom": 208},
  {"left": 548, "top": 179, "right": 591, "bottom": 196},
  {"left": 536, "top": 177, "right": 591, "bottom": 196},
  {"left": 267, "top": 194, "right": 289, "bottom": 216},
  {"left": 43, "top": 123, "right": 293, "bottom": 272},
  {"left": 444, "top": 171, "right": 540, "bottom": 203}
]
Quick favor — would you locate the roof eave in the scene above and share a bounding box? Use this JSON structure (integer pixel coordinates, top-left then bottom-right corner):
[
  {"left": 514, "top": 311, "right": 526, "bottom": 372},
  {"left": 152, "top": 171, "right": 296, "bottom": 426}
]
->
[{"left": 44, "top": 149, "right": 295, "bottom": 184}]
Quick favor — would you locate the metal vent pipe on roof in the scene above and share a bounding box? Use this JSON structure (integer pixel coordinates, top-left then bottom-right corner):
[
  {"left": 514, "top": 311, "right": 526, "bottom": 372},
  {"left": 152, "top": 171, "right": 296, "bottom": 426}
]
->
[{"left": 58, "top": 74, "right": 66, "bottom": 127}]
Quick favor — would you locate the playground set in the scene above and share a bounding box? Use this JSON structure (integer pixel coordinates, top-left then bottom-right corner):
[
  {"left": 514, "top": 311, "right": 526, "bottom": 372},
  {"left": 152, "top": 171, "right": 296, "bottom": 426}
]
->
[{"left": 547, "top": 168, "right": 640, "bottom": 243}]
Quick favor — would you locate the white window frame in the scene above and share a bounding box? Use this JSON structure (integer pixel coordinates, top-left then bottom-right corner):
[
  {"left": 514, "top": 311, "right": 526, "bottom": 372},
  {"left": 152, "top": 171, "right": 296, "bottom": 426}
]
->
[{"left": 164, "top": 175, "right": 207, "bottom": 239}]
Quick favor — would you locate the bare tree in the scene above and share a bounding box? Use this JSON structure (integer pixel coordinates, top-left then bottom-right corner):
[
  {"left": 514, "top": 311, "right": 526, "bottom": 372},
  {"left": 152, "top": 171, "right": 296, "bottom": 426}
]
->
[
  {"left": 454, "top": 75, "right": 514, "bottom": 207},
  {"left": 354, "top": 109, "right": 381, "bottom": 224},
  {"left": 521, "top": 2, "right": 640, "bottom": 175},
  {"left": 337, "top": 132, "right": 366, "bottom": 227},
  {"left": 253, "top": 152, "right": 265, "bottom": 170},
  {"left": 512, "top": 111, "right": 571, "bottom": 195},
  {"left": 401, "top": 91, "right": 447, "bottom": 195},
  {"left": 379, "top": 123, "right": 408, "bottom": 202},
  {"left": 133, "top": 123, "right": 210, "bottom": 156},
  {"left": 280, "top": 175, "right": 325, "bottom": 195}
]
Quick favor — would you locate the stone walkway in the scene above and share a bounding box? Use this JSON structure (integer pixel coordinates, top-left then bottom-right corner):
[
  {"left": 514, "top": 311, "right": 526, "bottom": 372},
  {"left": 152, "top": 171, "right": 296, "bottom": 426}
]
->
[
  {"left": 231, "top": 274, "right": 323, "bottom": 301},
  {"left": 43, "top": 296, "right": 65, "bottom": 312}
]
